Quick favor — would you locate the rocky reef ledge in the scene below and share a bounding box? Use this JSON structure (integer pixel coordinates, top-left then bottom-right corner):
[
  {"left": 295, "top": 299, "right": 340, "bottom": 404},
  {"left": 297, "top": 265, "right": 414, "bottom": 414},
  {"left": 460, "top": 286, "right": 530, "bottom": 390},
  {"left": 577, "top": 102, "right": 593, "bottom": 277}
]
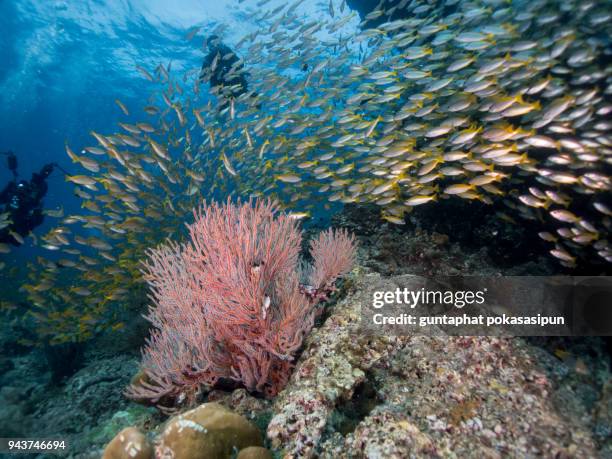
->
[
  {"left": 98, "top": 270, "right": 609, "bottom": 459},
  {"left": 264, "top": 272, "right": 609, "bottom": 458}
]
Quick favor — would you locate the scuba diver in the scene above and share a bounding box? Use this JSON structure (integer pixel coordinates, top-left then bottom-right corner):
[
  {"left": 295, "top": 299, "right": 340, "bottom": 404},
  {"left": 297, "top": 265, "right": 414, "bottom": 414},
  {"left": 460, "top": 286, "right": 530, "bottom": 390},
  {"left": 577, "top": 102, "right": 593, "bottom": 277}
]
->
[
  {"left": 0, "top": 151, "right": 58, "bottom": 245},
  {"left": 200, "top": 35, "right": 257, "bottom": 110}
]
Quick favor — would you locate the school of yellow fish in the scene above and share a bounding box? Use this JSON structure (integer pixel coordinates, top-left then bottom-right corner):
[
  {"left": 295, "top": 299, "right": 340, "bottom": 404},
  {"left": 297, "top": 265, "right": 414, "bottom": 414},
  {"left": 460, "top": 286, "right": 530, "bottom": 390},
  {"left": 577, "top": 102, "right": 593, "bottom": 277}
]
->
[{"left": 1, "top": 0, "right": 610, "bottom": 344}]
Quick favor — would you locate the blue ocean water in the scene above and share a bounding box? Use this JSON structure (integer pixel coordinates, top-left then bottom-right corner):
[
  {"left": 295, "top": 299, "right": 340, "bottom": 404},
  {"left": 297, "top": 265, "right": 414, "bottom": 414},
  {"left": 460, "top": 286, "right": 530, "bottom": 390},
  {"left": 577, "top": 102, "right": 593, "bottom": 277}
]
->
[{"left": 0, "top": 1, "right": 213, "bottom": 258}]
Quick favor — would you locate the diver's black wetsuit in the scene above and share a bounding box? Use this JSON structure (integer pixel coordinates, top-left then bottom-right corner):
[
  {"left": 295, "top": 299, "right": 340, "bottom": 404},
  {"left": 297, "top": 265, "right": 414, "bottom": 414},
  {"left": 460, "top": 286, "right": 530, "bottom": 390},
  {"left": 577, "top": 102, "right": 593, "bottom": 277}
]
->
[
  {"left": 200, "top": 37, "right": 250, "bottom": 100},
  {"left": 0, "top": 162, "right": 54, "bottom": 245}
]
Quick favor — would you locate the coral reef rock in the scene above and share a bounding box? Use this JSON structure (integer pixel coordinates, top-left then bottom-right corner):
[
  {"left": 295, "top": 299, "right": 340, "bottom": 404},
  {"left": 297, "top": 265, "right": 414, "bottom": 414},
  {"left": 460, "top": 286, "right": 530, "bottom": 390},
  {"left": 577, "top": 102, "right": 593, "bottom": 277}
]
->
[
  {"left": 156, "top": 402, "right": 263, "bottom": 459},
  {"left": 103, "top": 427, "right": 153, "bottom": 459},
  {"left": 236, "top": 446, "right": 274, "bottom": 459},
  {"left": 266, "top": 272, "right": 604, "bottom": 458}
]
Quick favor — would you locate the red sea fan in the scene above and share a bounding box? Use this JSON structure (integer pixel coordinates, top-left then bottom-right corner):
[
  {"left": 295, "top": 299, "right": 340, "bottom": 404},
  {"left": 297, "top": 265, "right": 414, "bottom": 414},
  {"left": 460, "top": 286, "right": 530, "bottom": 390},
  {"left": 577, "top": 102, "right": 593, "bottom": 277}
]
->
[
  {"left": 125, "top": 199, "right": 356, "bottom": 410},
  {"left": 307, "top": 228, "right": 357, "bottom": 302}
]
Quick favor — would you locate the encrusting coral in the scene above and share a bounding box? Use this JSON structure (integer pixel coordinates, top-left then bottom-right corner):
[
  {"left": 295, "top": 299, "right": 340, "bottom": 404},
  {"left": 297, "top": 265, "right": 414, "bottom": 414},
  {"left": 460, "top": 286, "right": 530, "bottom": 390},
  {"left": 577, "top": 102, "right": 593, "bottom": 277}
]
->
[
  {"left": 236, "top": 446, "right": 274, "bottom": 459},
  {"left": 102, "top": 426, "right": 153, "bottom": 459},
  {"left": 103, "top": 403, "right": 272, "bottom": 459},
  {"left": 156, "top": 403, "right": 263, "bottom": 459}
]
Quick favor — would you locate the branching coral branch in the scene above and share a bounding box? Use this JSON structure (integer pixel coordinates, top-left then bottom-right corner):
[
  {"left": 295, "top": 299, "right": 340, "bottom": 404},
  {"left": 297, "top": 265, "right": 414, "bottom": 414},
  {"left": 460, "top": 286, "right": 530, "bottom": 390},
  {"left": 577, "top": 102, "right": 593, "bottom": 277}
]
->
[{"left": 125, "top": 199, "right": 356, "bottom": 410}]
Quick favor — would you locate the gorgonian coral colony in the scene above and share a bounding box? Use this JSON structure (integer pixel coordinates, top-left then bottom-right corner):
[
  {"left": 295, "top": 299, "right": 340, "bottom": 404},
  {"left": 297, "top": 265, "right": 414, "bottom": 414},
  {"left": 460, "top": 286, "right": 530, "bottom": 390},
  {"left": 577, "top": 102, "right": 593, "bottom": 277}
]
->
[{"left": 126, "top": 199, "right": 356, "bottom": 410}]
